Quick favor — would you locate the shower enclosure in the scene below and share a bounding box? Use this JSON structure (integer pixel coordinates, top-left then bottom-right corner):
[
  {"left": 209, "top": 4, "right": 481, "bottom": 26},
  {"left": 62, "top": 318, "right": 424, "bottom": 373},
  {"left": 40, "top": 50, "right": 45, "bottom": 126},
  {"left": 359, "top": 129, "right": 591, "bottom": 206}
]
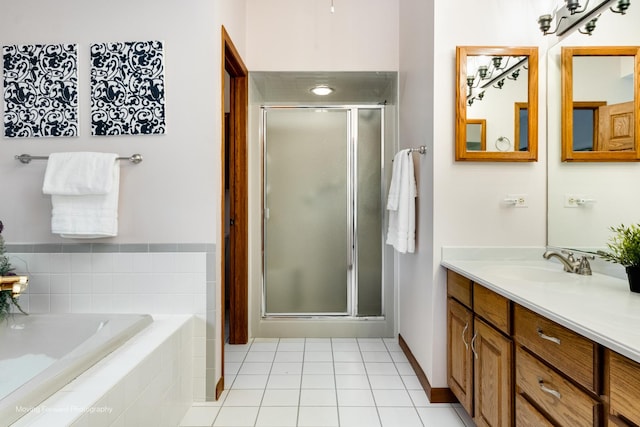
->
[{"left": 262, "top": 106, "right": 385, "bottom": 318}]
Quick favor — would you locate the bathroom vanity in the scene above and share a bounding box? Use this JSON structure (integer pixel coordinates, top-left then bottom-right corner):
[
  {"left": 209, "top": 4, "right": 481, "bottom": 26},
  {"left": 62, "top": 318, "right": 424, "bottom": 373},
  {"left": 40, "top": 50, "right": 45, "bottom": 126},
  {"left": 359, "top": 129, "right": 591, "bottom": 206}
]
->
[{"left": 442, "top": 258, "right": 640, "bottom": 427}]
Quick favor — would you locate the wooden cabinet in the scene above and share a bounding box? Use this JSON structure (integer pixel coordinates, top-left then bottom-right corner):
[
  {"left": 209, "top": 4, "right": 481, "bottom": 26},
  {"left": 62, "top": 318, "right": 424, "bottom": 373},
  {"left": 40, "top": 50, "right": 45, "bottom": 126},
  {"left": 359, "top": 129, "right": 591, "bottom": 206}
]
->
[
  {"left": 609, "top": 350, "right": 640, "bottom": 425},
  {"left": 448, "top": 298, "right": 473, "bottom": 413},
  {"left": 447, "top": 270, "right": 513, "bottom": 426},
  {"left": 514, "top": 305, "right": 599, "bottom": 394},
  {"left": 474, "top": 318, "right": 513, "bottom": 427},
  {"left": 515, "top": 394, "right": 553, "bottom": 427},
  {"left": 515, "top": 346, "right": 600, "bottom": 426},
  {"left": 514, "top": 305, "right": 602, "bottom": 426},
  {"left": 447, "top": 270, "right": 474, "bottom": 414},
  {"left": 446, "top": 268, "right": 640, "bottom": 426}
]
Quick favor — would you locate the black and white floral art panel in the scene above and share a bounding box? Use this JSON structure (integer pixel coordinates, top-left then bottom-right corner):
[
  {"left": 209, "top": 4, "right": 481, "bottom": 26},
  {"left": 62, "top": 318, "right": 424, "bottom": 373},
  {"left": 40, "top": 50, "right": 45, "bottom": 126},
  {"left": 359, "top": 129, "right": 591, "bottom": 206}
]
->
[
  {"left": 3, "top": 44, "right": 78, "bottom": 138},
  {"left": 90, "top": 40, "right": 166, "bottom": 136}
]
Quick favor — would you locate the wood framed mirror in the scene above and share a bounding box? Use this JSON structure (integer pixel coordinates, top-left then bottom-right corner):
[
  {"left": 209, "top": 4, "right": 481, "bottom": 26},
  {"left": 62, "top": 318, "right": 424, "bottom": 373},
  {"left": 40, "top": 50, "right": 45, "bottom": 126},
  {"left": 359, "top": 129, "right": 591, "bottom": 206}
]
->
[
  {"left": 455, "top": 46, "right": 538, "bottom": 161},
  {"left": 561, "top": 46, "right": 640, "bottom": 161}
]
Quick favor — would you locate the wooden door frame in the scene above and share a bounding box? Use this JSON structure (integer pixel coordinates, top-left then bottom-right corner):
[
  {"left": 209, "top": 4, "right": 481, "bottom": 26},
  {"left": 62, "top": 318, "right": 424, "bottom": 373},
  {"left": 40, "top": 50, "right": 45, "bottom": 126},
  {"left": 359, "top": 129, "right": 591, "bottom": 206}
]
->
[{"left": 218, "top": 26, "right": 248, "bottom": 399}]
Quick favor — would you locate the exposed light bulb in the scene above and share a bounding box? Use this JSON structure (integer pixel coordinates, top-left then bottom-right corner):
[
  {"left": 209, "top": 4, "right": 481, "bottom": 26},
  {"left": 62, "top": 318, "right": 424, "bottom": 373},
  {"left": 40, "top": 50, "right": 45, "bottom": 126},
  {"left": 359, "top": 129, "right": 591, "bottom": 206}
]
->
[{"left": 330, "top": 0, "right": 335, "bottom": 13}]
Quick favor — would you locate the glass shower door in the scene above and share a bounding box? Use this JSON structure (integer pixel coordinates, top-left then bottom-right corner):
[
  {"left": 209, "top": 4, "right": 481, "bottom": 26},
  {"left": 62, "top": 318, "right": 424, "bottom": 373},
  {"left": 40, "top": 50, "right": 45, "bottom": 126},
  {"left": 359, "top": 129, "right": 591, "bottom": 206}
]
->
[{"left": 263, "top": 108, "right": 350, "bottom": 315}]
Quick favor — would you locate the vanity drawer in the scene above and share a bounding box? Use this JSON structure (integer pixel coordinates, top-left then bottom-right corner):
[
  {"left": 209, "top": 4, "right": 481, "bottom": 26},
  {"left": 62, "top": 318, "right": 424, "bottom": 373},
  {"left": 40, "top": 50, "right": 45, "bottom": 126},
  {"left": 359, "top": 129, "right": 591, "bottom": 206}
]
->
[
  {"left": 514, "top": 305, "right": 598, "bottom": 393},
  {"left": 609, "top": 350, "right": 640, "bottom": 425},
  {"left": 516, "top": 347, "right": 600, "bottom": 426},
  {"left": 474, "top": 283, "right": 511, "bottom": 335},
  {"left": 515, "top": 394, "right": 553, "bottom": 427},
  {"left": 447, "top": 270, "right": 472, "bottom": 308}
]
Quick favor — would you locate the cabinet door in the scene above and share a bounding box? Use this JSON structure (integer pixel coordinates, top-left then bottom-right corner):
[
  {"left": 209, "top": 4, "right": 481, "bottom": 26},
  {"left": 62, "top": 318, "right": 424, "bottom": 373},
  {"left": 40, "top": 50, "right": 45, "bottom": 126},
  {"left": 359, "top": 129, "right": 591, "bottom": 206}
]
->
[
  {"left": 609, "top": 350, "right": 640, "bottom": 425},
  {"left": 448, "top": 298, "right": 473, "bottom": 414},
  {"left": 474, "top": 318, "right": 513, "bottom": 427}
]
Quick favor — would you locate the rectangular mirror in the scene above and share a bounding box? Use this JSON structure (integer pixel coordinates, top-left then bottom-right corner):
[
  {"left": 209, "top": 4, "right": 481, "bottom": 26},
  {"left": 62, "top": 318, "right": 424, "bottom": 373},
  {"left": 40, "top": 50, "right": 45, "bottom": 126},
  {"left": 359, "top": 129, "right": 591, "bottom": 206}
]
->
[
  {"left": 455, "top": 46, "right": 538, "bottom": 161},
  {"left": 561, "top": 46, "right": 640, "bottom": 161},
  {"left": 547, "top": 5, "right": 640, "bottom": 251}
]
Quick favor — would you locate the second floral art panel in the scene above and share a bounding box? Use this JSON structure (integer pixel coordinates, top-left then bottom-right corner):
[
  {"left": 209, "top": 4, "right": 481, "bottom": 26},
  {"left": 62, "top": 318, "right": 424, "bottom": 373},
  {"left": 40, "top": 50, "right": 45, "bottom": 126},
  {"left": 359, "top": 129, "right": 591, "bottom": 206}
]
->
[{"left": 90, "top": 40, "right": 166, "bottom": 136}]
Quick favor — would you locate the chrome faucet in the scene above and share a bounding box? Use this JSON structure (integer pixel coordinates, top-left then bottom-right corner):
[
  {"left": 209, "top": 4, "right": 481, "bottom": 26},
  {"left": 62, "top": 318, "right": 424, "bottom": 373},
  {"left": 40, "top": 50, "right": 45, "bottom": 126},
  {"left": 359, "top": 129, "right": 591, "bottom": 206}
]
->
[{"left": 543, "top": 250, "right": 593, "bottom": 275}]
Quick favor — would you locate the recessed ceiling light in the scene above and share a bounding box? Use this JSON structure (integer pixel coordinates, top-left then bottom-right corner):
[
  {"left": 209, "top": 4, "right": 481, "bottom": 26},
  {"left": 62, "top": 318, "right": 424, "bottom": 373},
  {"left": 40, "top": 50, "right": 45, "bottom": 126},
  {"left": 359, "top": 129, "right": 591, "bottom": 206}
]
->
[{"left": 310, "top": 85, "right": 334, "bottom": 96}]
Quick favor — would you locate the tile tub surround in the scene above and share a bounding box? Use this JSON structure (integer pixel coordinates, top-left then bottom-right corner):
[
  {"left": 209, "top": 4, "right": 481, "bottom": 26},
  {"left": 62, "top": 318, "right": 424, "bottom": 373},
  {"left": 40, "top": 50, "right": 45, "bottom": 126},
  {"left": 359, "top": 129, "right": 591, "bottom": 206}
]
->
[
  {"left": 11, "top": 315, "right": 194, "bottom": 427},
  {"left": 180, "top": 337, "right": 474, "bottom": 427},
  {"left": 5, "top": 243, "right": 214, "bottom": 402}
]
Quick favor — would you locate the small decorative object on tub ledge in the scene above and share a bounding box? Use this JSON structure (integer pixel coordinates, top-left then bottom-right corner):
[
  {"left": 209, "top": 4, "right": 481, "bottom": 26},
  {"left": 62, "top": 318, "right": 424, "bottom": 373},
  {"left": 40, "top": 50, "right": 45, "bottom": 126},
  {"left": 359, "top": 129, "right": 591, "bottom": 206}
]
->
[
  {"left": 0, "top": 220, "right": 28, "bottom": 321},
  {"left": 597, "top": 223, "right": 640, "bottom": 293}
]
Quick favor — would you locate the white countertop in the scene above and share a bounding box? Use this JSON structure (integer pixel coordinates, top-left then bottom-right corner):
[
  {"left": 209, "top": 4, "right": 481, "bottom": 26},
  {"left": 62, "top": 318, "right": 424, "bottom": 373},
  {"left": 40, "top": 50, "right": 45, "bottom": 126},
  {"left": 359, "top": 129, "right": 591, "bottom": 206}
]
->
[{"left": 441, "top": 255, "right": 640, "bottom": 364}]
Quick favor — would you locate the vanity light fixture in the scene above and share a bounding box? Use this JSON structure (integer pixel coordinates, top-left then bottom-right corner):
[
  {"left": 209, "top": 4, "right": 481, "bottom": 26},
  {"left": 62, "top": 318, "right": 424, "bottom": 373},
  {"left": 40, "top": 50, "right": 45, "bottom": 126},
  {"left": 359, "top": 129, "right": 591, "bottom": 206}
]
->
[
  {"left": 566, "top": 0, "right": 591, "bottom": 14},
  {"left": 467, "top": 55, "right": 526, "bottom": 103},
  {"left": 611, "top": 0, "right": 631, "bottom": 13},
  {"left": 537, "top": 13, "right": 567, "bottom": 35},
  {"left": 310, "top": 85, "right": 334, "bottom": 96},
  {"left": 538, "top": 0, "right": 632, "bottom": 36},
  {"left": 578, "top": 16, "right": 599, "bottom": 34}
]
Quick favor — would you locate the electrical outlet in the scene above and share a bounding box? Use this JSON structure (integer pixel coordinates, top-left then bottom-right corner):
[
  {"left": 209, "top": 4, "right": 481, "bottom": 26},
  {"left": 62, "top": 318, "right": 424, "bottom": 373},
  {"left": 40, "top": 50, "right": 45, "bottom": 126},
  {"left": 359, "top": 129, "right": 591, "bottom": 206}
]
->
[
  {"left": 507, "top": 194, "right": 528, "bottom": 208},
  {"left": 564, "top": 194, "right": 584, "bottom": 208}
]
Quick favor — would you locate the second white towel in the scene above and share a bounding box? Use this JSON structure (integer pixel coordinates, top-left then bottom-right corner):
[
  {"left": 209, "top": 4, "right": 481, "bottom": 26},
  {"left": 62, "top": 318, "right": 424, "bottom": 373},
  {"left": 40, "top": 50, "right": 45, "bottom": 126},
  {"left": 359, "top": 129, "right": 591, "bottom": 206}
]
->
[
  {"left": 42, "top": 152, "right": 120, "bottom": 238},
  {"left": 386, "top": 149, "right": 417, "bottom": 254}
]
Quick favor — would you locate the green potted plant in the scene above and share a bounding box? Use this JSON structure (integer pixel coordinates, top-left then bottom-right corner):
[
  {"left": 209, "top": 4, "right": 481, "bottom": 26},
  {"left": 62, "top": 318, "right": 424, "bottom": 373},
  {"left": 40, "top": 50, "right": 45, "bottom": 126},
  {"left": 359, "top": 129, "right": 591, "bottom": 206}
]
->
[{"left": 598, "top": 223, "right": 640, "bottom": 293}]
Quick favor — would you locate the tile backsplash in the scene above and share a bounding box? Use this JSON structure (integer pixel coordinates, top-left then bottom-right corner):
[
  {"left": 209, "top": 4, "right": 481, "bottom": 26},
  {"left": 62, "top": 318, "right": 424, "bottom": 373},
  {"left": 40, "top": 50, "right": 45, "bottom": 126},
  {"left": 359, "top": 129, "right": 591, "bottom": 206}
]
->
[{"left": 9, "top": 251, "right": 207, "bottom": 314}]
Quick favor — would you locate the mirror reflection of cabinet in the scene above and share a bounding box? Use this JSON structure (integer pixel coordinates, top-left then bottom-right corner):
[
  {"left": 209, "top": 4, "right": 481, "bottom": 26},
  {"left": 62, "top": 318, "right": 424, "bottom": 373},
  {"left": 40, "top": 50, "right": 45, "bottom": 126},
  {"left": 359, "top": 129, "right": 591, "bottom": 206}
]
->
[
  {"left": 455, "top": 46, "right": 538, "bottom": 161},
  {"left": 561, "top": 46, "right": 640, "bottom": 161}
]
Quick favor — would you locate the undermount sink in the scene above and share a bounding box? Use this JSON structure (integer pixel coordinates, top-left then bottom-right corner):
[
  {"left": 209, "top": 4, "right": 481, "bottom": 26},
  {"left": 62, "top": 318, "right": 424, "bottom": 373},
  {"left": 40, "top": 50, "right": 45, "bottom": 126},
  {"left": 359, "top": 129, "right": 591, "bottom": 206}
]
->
[{"left": 479, "top": 264, "right": 581, "bottom": 283}]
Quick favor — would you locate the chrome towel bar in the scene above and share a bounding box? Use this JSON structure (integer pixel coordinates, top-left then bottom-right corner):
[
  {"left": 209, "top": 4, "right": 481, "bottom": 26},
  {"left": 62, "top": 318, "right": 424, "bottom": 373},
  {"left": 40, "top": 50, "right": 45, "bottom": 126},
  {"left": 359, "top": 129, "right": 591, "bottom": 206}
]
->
[
  {"left": 408, "top": 146, "right": 427, "bottom": 155},
  {"left": 14, "top": 153, "right": 143, "bottom": 164}
]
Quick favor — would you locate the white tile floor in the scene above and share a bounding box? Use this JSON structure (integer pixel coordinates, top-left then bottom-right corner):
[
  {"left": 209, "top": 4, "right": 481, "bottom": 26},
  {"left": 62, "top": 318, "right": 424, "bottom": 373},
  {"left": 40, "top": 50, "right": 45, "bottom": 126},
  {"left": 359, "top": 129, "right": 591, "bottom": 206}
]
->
[{"left": 180, "top": 337, "right": 473, "bottom": 427}]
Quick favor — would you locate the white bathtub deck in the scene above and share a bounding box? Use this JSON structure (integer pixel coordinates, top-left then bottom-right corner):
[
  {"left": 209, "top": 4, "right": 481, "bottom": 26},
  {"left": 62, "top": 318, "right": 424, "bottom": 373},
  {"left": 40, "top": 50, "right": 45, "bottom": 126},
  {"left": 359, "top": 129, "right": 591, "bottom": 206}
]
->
[{"left": 10, "top": 315, "right": 194, "bottom": 427}]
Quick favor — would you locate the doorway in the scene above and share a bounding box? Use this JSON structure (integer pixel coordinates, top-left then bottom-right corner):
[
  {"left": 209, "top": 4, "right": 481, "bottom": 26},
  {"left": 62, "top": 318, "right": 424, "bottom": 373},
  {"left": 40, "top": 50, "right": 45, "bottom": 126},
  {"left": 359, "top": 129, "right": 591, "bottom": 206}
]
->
[
  {"left": 248, "top": 71, "right": 398, "bottom": 338},
  {"left": 219, "top": 26, "right": 248, "bottom": 398}
]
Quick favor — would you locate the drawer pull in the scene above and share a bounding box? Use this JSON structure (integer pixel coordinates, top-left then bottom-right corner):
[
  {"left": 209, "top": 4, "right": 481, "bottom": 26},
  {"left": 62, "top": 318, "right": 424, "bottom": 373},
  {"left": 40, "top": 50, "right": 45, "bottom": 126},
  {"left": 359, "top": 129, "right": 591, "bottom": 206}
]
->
[
  {"left": 462, "top": 322, "right": 469, "bottom": 350},
  {"left": 538, "top": 379, "right": 562, "bottom": 399},
  {"left": 537, "top": 328, "right": 561, "bottom": 345},
  {"left": 471, "top": 331, "right": 478, "bottom": 359}
]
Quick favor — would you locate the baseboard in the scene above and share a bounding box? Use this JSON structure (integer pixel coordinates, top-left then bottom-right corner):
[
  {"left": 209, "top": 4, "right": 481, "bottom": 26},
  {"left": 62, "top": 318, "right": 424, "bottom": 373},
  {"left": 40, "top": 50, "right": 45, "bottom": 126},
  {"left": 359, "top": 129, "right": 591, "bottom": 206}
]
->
[
  {"left": 216, "top": 377, "right": 224, "bottom": 400},
  {"left": 398, "top": 334, "right": 458, "bottom": 403}
]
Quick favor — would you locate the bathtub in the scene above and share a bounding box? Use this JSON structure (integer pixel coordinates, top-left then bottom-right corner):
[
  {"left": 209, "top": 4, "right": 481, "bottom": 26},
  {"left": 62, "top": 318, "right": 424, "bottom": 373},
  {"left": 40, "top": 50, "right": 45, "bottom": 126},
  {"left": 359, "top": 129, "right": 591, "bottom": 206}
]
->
[{"left": 0, "top": 313, "right": 152, "bottom": 426}]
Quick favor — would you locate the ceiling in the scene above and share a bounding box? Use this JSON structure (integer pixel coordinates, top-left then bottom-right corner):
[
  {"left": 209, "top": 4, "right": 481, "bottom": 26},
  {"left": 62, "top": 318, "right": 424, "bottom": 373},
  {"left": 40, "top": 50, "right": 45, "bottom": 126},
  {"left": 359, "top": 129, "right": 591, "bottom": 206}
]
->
[{"left": 250, "top": 71, "right": 397, "bottom": 104}]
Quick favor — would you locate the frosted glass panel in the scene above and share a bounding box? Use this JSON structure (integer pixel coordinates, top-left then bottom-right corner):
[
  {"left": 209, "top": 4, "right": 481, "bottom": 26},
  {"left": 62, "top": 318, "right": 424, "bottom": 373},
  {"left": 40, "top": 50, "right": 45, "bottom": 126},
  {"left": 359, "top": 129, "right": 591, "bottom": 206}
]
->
[
  {"left": 357, "top": 109, "right": 382, "bottom": 316},
  {"left": 264, "top": 109, "right": 349, "bottom": 314}
]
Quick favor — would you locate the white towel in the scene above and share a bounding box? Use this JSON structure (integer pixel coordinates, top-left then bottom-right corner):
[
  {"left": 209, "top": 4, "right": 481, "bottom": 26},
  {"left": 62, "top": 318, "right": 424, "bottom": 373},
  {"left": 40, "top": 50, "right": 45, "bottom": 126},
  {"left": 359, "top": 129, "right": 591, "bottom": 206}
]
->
[
  {"left": 42, "top": 152, "right": 117, "bottom": 195},
  {"left": 42, "top": 152, "right": 120, "bottom": 238},
  {"left": 386, "top": 150, "right": 417, "bottom": 254}
]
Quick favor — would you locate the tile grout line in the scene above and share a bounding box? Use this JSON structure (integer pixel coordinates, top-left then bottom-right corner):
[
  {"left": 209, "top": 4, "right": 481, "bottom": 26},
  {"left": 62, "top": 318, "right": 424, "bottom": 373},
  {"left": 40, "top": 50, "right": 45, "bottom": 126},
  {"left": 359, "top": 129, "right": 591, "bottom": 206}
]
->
[{"left": 358, "top": 338, "right": 385, "bottom": 427}]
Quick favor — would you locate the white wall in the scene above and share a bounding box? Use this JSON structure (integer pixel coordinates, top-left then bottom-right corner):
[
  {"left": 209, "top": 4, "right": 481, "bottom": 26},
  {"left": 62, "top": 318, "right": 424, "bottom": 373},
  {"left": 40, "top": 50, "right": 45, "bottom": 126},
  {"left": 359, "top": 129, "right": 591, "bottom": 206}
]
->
[
  {"left": 245, "top": 0, "right": 399, "bottom": 71},
  {"left": 0, "top": 0, "right": 250, "bottom": 401},
  {"left": 399, "top": 0, "right": 547, "bottom": 389},
  {"left": 0, "top": 0, "right": 219, "bottom": 244}
]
